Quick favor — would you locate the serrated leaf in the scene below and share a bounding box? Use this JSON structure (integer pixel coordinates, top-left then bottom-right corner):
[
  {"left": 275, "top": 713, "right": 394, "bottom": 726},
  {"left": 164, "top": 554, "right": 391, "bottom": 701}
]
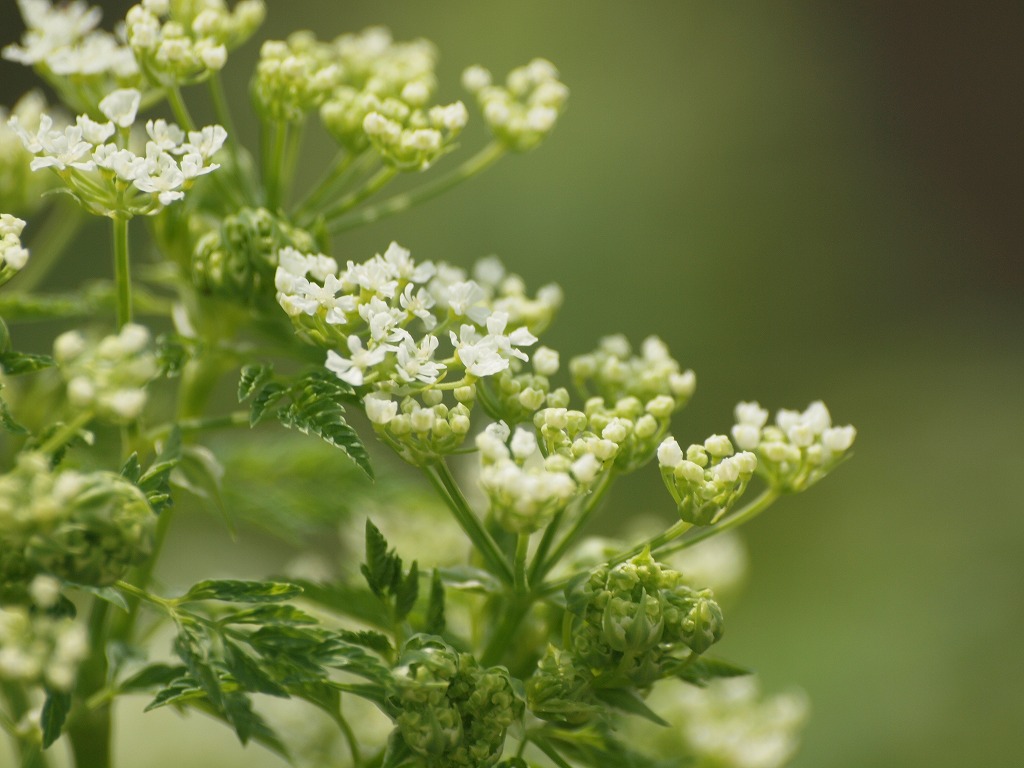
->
[
  {"left": 0, "top": 394, "right": 27, "bottom": 435},
  {"left": 278, "top": 382, "right": 372, "bottom": 478},
  {"left": 144, "top": 677, "right": 203, "bottom": 711},
  {"left": 335, "top": 629, "right": 393, "bottom": 654},
  {"left": 394, "top": 560, "right": 419, "bottom": 621},
  {"left": 218, "top": 604, "right": 317, "bottom": 626},
  {"left": 424, "top": 569, "right": 446, "bottom": 635},
  {"left": 287, "top": 579, "right": 392, "bottom": 629},
  {"left": 180, "top": 579, "right": 303, "bottom": 604},
  {"left": 69, "top": 584, "right": 129, "bottom": 612},
  {"left": 249, "top": 381, "right": 286, "bottom": 426},
  {"left": 673, "top": 655, "right": 750, "bottom": 687},
  {"left": 40, "top": 689, "right": 71, "bottom": 748},
  {"left": 118, "top": 663, "right": 189, "bottom": 693},
  {"left": 223, "top": 641, "right": 289, "bottom": 698},
  {"left": 361, "top": 519, "right": 397, "bottom": 598},
  {"left": 120, "top": 453, "right": 142, "bottom": 484},
  {"left": 0, "top": 350, "right": 56, "bottom": 375},
  {"left": 238, "top": 364, "right": 273, "bottom": 402},
  {"left": 155, "top": 334, "right": 188, "bottom": 378}
]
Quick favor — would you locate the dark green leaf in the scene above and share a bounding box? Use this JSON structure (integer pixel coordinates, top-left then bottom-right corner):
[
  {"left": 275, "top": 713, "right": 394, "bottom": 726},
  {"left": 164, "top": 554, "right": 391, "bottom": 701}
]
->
[
  {"left": 335, "top": 629, "right": 393, "bottom": 654},
  {"left": 594, "top": 688, "right": 669, "bottom": 726},
  {"left": 180, "top": 579, "right": 303, "bottom": 604},
  {"left": 394, "top": 560, "right": 419, "bottom": 621},
  {"left": 361, "top": 519, "right": 397, "bottom": 598},
  {"left": 238, "top": 364, "right": 273, "bottom": 402},
  {"left": 424, "top": 569, "right": 445, "bottom": 635},
  {"left": 0, "top": 394, "right": 27, "bottom": 435},
  {"left": 144, "top": 677, "right": 203, "bottom": 711},
  {"left": 69, "top": 584, "right": 129, "bottom": 612},
  {"left": 119, "top": 453, "right": 142, "bottom": 484},
  {"left": 224, "top": 641, "right": 289, "bottom": 698},
  {"left": 155, "top": 334, "right": 188, "bottom": 378},
  {"left": 218, "top": 604, "right": 317, "bottom": 626},
  {"left": 118, "top": 663, "right": 188, "bottom": 693},
  {"left": 287, "top": 579, "right": 392, "bottom": 628},
  {"left": 40, "top": 689, "right": 71, "bottom": 748},
  {"left": 673, "top": 655, "right": 750, "bottom": 687},
  {"left": 249, "top": 381, "right": 285, "bottom": 426},
  {"left": 0, "top": 350, "right": 55, "bottom": 375}
]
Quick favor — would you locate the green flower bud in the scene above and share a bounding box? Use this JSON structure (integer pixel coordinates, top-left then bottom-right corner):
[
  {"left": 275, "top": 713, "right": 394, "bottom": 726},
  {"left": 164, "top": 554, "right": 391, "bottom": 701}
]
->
[{"left": 526, "top": 646, "right": 600, "bottom": 727}]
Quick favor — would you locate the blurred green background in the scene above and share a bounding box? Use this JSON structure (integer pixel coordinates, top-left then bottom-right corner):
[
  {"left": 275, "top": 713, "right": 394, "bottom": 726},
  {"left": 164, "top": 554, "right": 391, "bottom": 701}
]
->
[{"left": 2, "top": 1, "right": 1023, "bottom": 766}]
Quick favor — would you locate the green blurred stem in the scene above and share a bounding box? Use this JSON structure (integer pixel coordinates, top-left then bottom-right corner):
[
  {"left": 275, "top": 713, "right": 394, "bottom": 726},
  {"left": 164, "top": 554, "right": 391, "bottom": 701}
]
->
[
  {"left": 480, "top": 594, "right": 532, "bottom": 667},
  {"left": 1, "top": 681, "right": 50, "bottom": 768},
  {"left": 165, "top": 86, "right": 195, "bottom": 131},
  {"left": 320, "top": 166, "right": 397, "bottom": 223},
  {"left": 262, "top": 119, "right": 288, "bottom": 211},
  {"left": 11, "top": 199, "right": 83, "bottom": 294},
  {"left": 336, "top": 710, "right": 362, "bottom": 767},
  {"left": 145, "top": 411, "right": 250, "bottom": 442},
  {"left": 66, "top": 599, "right": 112, "bottom": 768},
  {"left": 514, "top": 533, "right": 531, "bottom": 594},
  {"left": 207, "top": 74, "right": 254, "bottom": 205},
  {"left": 658, "top": 487, "right": 781, "bottom": 556},
  {"left": 292, "top": 149, "right": 365, "bottom": 221},
  {"left": 328, "top": 141, "right": 506, "bottom": 234},
  {"left": 111, "top": 505, "right": 175, "bottom": 644},
  {"left": 532, "top": 471, "right": 613, "bottom": 583},
  {"left": 112, "top": 215, "right": 131, "bottom": 329},
  {"left": 38, "top": 411, "right": 93, "bottom": 455},
  {"left": 424, "top": 461, "right": 513, "bottom": 585}
]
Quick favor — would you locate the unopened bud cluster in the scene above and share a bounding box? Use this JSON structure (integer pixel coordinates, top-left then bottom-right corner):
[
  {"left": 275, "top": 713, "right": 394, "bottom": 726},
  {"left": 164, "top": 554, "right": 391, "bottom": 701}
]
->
[
  {"left": 658, "top": 433, "right": 757, "bottom": 525},
  {"left": 529, "top": 550, "right": 723, "bottom": 725},
  {"left": 0, "top": 214, "right": 29, "bottom": 286},
  {"left": 571, "top": 335, "right": 696, "bottom": 410},
  {"left": 54, "top": 323, "right": 158, "bottom": 422},
  {"left": 127, "top": 0, "right": 265, "bottom": 85},
  {"left": 462, "top": 59, "right": 569, "bottom": 152},
  {"left": 0, "top": 595, "right": 87, "bottom": 693},
  {"left": 731, "top": 400, "right": 856, "bottom": 492},
  {"left": 368, "top": 391, "right": 474, "bottom": 466},
  {"left": 192, "top": 206, "right": 318, "bottom": 303},
  {"left": 387, "top": 635, "right": 522, "bottom": 768},
  {"left": 0, "top": 453, "right": 155, "bottom": 588},
  {"left": 9, "top": 88, "right": 225, "bottom": 217}
]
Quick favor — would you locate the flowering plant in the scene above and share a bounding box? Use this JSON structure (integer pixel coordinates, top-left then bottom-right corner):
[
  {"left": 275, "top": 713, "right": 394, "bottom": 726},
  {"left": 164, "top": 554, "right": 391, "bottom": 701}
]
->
[{"left": 0, "top": 2, "right": 854, "bottom": 767}]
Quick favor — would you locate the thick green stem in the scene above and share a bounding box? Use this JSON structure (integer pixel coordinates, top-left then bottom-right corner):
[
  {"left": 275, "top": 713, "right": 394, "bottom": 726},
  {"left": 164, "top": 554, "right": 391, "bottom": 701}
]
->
[
  {"left": 480, "top": 595, "right": 532, "bottom": 667},
  {"left": 514, "top": 533, "right": 530, "bottom": 594},
  {"left": 658, "top": 487, "right": 781, "bottom": 556},
  {"left": 112, "top": 216, "right": 131, "bottom": 329},
  {"left": 328, "top": 141, "right": 506, "bottom": 234},
  {"left": 423, "top": 462, "right": 513, "bottom": 585},
  {"left": 66, "top": 600, "right": 112, "bottom": 768}
]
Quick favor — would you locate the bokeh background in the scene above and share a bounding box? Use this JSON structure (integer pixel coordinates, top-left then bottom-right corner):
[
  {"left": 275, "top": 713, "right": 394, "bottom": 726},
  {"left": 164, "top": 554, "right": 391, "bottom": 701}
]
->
[{"left": 2, "top": 1, "right": 1023, "bottom": 766}]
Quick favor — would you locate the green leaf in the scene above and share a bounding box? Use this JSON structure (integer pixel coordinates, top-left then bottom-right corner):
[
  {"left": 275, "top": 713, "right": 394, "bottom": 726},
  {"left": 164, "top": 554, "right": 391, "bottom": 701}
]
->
[
  {"left": 248, "top": 381, "right": 286, "bottom": 426},
  {"left": 40, "top": 689, "right": 71, "bottom": 748},
  {"left": 287, "top": 579, "right": 392, "bottom": 629},
  {"left": 69, "top": 584, "right": 130, "bottom": 612},
  {"left": 424, "top": 569, "right": 446, "bottom": 635},
  {"left": 361, "top": 519, "right": 398, "bottom": 598},
  {"left": 437, "top": 565, "right": 502, "bottom": 593},
  {"left": 594, "top": 688, "right": 669, "bottom": 726},
  {"left": 335, "top": 629, "right": 393, "bottom": 654},
  {"left": 223, "top": 641, "right": 289, "bottom": 698},
  {"left": 394, "top": 560, "right": 419, "bottom": 621},
  {"left": 0, "top": 392, "right": 27, "bottom": 435},
  {"left": 0, "top": 350, "right": 56, "bottom": 375},
  {"left": 117, "top": 663, "right": 189, "bottom": 693},
  {"left": 155, "top": 334, "right": 188, "bottom": 378},
  {"left": 238, "top": 364, "right": 273, "bottom": 402},
  {"left": 218, "top": 604, "right": 317, "bottom": 626},
  {"left": 139, "top": 428, "right": 182, "bottom": 514},
  {"left": 144, "top": 676, "right": 205, "bottom": 711},
  {"left": 672, "top": 655, "right": 750, "bottom": 687},
  {"left": 119, "top": 453, "right": 142, "bottom": 484},
  {"left": 180, "top": 579, "right": 303, "bottom": 604}
]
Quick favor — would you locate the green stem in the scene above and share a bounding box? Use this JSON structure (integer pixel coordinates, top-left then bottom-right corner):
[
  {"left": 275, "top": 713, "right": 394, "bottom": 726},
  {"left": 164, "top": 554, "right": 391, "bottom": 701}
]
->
[
  {"left": 320, "top": 165, "right": 397, "bottom": 223},
  {"left": 38, "top": 410, "right": 93, "bottom": 455},
  {"left": 658, "top": 487, "right": 781, "bottom": 556},
  {"left": 144, "top": 410, "right": 250, "bottom": 442},
  {"left": 328, "top": 141, "right": 507, "bottom": 234},
  {"left": 112, "top": 216, "right": 131, "bottom": 329},
  {"left": 423, "top": 462, "right": 513, "bottom": 585},
  {"left": 207, "top": 74, "right": 255, "bottom": 206},
  {"left": 262, "top": 119, "right": 288, "bottom": 211},
  {"left": 66, "top": 600, "right": 112, "bottom": 768},
  {"left": 514, "top": 533, "right": 530, "bottom": 594},
  {"left": 165, "top": 86, "right": 196, "bottom": 131},
  {"left": 533, "top": 471, "right": 614, "bottom": 583},
  {"left": 10, "top": 199, "right": 83, "bottom": 294},
  {"left": 336, "top": 710, "right": 362, "bottom": 767},
  {"left": 480, "top": 595, "right": 532, "bottom": 667},
  {"left": 1, "top": 681, "right": 50, "bottom": 768},
  {"left": 292, "top": 149, "right": 359, "bottom": 220},
  {"left": 111, "top": 506, "right": 175, "bottom": 644}
]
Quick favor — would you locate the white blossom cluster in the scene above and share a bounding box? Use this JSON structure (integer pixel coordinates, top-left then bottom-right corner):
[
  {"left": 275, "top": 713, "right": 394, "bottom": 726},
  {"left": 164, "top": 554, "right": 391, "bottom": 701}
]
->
[
  {"left": 53, "top": 323, "right": 158, "bottom": 422},
  {"left": 3, "top": 0, "right": 140, "bottom": 109},
  {"left": 0, "top": 596, "right": 87, "bottom": 693},
  {"left": 252, "top": 32, "right": 342, "bottom": 122},
  {"left": 570, "top": 334, "right": 696, "bottom": 412},
  {"left": 462, "top": 58, "right": 569, "bottom": 152},
  {"left": 731, "top": 400, "right": 856, "bottom": 492},
  {"left": 627, "top": 677, "right": 809, "bottom": 768},
  {"left": 126, "top": 0, "right": 265, "bottom": 85},
  {"left": 9, "top": 88, "right": 225, "bottom": 217},
  {"left": 362, "top": 99, "right": 468, "bottom": 171},
  {"left": 0, "top": 91, "right": 62, "bottom": 213},
  {"left": 476, "top": 421, "right": 599, "bottom": 534},
  {"left": 658, "top": 433, "right": 758, "bottom": 526},
  {"left": 0, "top": 214, "right": 30, "bottom": 285}
]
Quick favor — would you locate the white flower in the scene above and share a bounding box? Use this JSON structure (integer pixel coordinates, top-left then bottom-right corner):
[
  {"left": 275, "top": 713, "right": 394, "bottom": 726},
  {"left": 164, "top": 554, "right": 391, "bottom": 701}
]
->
[
  {"left": 146, "top": 119, "right": 185, "bottom": 150},
  {"left": 532, "top": 345, "right": 559, "bottom": 376},
  {"left": 657, "top": 437, "right": 684, "bottom": 468},
  {"left": 399, "top": 283, "right": 437, "bottom": 329},
  {"left": 325, "top": 336, "right": 388, "bottom": 386},
  {"left": 364, "top": 394, "right": 398, "bottom": 425},
  {"left": 99, "top": 89, "right": 141, "bottom": 128},
  {"left": 184, "top": 125, "right": 228, "bottom": 160},
  {"left": 445, "top": 279, "right": 490, "bottom": 324},
  {"left": 75, "top": 115, "right": 113, "bottom": 145},
  {"left": 395, "top": 335, "right": 445, "bottom": 385}
]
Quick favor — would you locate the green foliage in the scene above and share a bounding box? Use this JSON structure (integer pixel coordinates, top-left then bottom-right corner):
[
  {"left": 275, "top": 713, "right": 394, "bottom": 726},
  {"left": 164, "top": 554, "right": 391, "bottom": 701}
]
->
[
  {"left": 361, "top": 519, "right": 421, "bottom": 625},
  {"left": 239, "top": 364, "right": 373, "bottom": 478}
]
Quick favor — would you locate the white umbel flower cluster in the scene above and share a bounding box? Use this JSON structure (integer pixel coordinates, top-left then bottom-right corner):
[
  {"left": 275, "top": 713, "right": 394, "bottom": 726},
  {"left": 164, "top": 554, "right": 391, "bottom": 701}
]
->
[
  {"left": 53, "top": 323, "right": 158, "bottom": 422},
  {"left": 570, "top": 335, "right": 696, "bottom": 412},
  {"left": 462, "top": 58, "right": 569, "bottom": 152},
  {"left": 658, "top": 434, "right": 758, "bottom": 526},
  {"left": 0, "top": 214, "right": 29, "bottom": 286},
  {"left": 126, "top": 0, "right": 265, "bottom": 85},
  {"left": 731, "top": 400, "right": 856, "bottom": 492},
  {"left": 3, "top": 0, "right": 139, "bottom": 89},
  {"left": 8, "top": 88, "right": 225, "bottom": 217},
  {"left": 362, "top": 99, "right": 468, "bottom": 171},
  {"left": 0, "top": 604, "right": 87, "bottom": 693},
  {"left": 0, "top": 91, "right": 64, "bottom": 213}
]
